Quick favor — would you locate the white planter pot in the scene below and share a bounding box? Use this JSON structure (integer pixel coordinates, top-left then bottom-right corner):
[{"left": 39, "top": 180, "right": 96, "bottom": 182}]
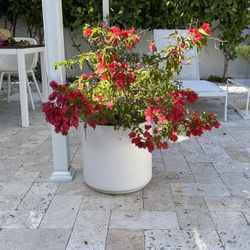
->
[{"left": 81, "top": 124, "right": 152, "bottom": 194}]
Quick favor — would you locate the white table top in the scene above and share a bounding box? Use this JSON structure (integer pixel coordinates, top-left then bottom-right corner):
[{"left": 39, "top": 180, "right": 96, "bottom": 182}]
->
[
  {"left": 0, "top": 45, "right": 45, "bottom": 55},
  {"left": 228, "top": 79, "right": 250, "bottom": 89}
]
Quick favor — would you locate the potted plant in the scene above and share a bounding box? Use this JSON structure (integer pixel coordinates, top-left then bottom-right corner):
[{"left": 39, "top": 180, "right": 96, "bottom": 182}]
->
[{"left": 43, "top": 23, "right": 220, "bottom": 193}]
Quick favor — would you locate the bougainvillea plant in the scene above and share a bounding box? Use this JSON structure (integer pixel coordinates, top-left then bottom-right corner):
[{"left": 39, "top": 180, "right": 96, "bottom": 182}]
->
[{"left": 42, "top": 23, "right": 220, "bottom": 153}]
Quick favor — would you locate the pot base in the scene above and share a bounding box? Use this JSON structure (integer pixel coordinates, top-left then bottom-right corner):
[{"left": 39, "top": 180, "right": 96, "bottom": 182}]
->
[{"left": 84, "top": 178, "right": 151, "bottom": 194}]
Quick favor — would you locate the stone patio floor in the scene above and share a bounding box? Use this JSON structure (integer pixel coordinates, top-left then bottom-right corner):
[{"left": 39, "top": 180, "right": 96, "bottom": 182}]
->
[{"left": 0, "top": 94, "right": 250, "bottom": 250}]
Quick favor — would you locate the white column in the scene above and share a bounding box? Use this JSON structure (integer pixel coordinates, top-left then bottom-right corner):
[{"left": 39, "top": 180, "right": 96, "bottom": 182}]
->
[
  {"left": 40, "top": 49, "right": 48, "bottom": 101},
  {"left": 102, "top": 0, "right": 109, "bottom": 24},
  {"left": 42, "top": 0, "right": 75, "bottom": 181}
]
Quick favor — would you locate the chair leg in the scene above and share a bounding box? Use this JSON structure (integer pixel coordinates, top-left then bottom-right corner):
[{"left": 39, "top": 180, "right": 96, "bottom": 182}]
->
[
  {"left": 224, "top": 94, "right": 228, "bottom": 122},
  {"left": 27, "top": 76, "right": 35, "bottom": 110},
  {"left": 30, "top": 70, "right": 43, "bottom": 102},
  {"left": 246, "top": 89, "right": 250, "bottom": 117},
  {"left": 7, "top": 74, "right": 11, "bottom": 103},
  {"left": 0, "top": 72, "right": 4, "bottom": 92}
]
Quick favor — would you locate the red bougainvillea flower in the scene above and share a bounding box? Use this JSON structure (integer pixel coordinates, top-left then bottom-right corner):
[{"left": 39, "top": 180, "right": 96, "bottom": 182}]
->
[
  {"left": 189, "top": 23, "right": 211, "bottom": 43},
  {"left": 106, "top": 101, "right": 113, "bottom": 110},
  {"left": 213, "top": 121, "right": 220, "bottom": 128},
  {"left": 129, "top": 131, "right": 136, "bottom": 138},
  {"left": 149, "top": 42, "right": 157, "bottom": 52},
  {"left": 50, "top": 80, "right": 59, "bottom": 89},
  {"left": 144, "top": 124, "right": 152, "bottom": 130},
  {"left": 101, "top": 23, "right": 107, "bottom": 29},
  {"left": 188, "top": 28, "right": 204, "bottom": 43},
  {"left": 144, "top": 108, "right": 154, "bottom": 123},
  {"left": 84, "top": 27, "right": 92, "bottom": 37},
  {"left": 128, "top": 27, "right": 136, "bottom": 34},
  {"left": 169, "top": 132, "right": 178, "bottom": 142},
  {"left": 162, "top": 142, "right": 169, "bottom": 149},
  {"left": 94, "top": 95, "right": 104, "bottom": 102},
  {"left": 200, "top": 23, "right": 211, "bottom": 35},
  {"left": 81, "top": 73, "right": 89, "bottom": 80},
  {"left": 109, "top": 26, "right": 121, "bottom": 36},
  {"left": 182, "top": 88, "right": 198, "bottom": 104}
]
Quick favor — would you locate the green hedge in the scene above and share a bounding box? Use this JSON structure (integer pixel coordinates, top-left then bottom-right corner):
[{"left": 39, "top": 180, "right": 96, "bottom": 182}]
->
[
  {"left": 1, "top": 0, "right": 249, "bottom": 31},
  {"left": 1, "top": 0, "right": 249, "bottom": 79}
]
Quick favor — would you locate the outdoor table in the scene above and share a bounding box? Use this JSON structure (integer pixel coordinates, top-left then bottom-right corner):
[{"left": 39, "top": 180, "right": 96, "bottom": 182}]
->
[
  {"left": 0, "top": 45, "right": 48, "bottom": 127},
  {"left": 227, "top": 79, "right": 250, "bottom": 118}
]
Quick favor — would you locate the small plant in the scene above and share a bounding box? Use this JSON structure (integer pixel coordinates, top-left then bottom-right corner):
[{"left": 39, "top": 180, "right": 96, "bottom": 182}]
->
[
  {"left": 235, "top": 37, "right": 250, "bottom": 62},
  {"left": 207, "top": 75, "right": 224, "bottom": 83},
  {"left": 43, "top": 23, "right": 220, "bottom": 153}
]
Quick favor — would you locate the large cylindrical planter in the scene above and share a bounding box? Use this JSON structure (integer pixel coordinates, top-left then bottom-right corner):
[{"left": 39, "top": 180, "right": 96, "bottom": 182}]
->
[{"left": 81, "top": 124, "right": 152, "bottom": 194}]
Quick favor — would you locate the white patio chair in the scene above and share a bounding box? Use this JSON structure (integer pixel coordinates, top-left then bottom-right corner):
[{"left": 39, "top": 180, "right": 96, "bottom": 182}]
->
[
  {"left": 154, "top": 29, "right": 228, "bottom": 121},
  {"left": 0, "top": 37, "right": 43, "bottom": 110}
]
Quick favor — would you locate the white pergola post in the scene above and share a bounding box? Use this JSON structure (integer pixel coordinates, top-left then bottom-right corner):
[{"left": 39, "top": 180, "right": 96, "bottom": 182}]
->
[
  {"left": 102, "top": 0, "right": 109, "bottom": 24},
  {"left": 42, "top": 0, "right": 75, "bottom": 181}
]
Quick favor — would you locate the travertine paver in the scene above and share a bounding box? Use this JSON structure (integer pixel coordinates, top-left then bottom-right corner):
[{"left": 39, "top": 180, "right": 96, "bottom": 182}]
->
[
  {"left": 55, "top": 171, "right": 107, "bottom": 196},
  {"left": 178, "top": 137, "right": 204, "bottom": 155},
  {"left": 225, "top": 127, "right": 250, "bottom": 146},
  {"left": 0, "top": 229, "right": 71, "bottom": 250},
  {"left": 0, "top": 182, "right": 6, "bottom": 191},
  {"left": 211, "top": 212, "right": 250, "bottom": 249},
  {"left": 173, "top": 196, "right": 207, "bottom": 211},
  {"left": 213, "top": 161, "right": 250, "bottom": 173},
  {"left": 40, "top": 195, "right": 82, "bottom": 229},
  {"left": 184, "top": 151, "right": 231, "bottom": 163},
  {"left": 145, "top": 229, "right": 187, "bottom": 249},
  {"left": 0, "top": 196, "right": 22, "bottom": 210},
  {"left": 80, "top": 193, "right": 143, "bottom": 211},
  {"left": 152, "top": 161, "right": 165, "bottom": 175},
  {"left": 0, "top": 149, "right": 8, "bottom": 161},
  {"left": 67, "top": 210, "right": 110, "bottom": 250},
  {"left": 109, "top": 210, "right": 179, "bottom": 229},
  {"left": 211, "top": 128, "right": 241, "bottom": 148},
  {"left": 0, "top": 210, "right": 44, "bottom": 228},
  {"left": 220, "top": 172, "right": 250, "bottom": 197},
  {"left": 145, "top": 229, "right": 224, "bottom": 250},
  {"left": 17, "top": 182, "right": 59, "bottom": 212},
  {"left": 162, "top": 154, "right": 192, "bottom": 175},
  {"left": 188, "top": 162, "right": 222, "bottom": 183},
  {"left": 225, "top": 147, "right": 250, "bottom": 162},
  {"left": 182, "top": 230, "right": 223, "bottom": 250},
  {"left": 0, "top": 162, "right": 21, "bottom": 182},
  {"left": 170, "top": 182, "right": 231, "bottom": 197},
  {"left": 197, "top": 136, "right": 230, "bottom": 155},
  {"left": 1, "top": 94, "right": 250, "bottom": 249},
  {"left": 176, "top": 210, "right": 215, "bottom": 231},
  {"left": 106, "top": 229, "right": 144, "bottom": 250},
  {"left": 142, "top": 174, "right": 175, "bottom": 211},
  {"left": 205, "top": 196, "right": 250, "bottom": 212},
  {"left": 164, "top": 172, "right": 196, "bottom": 183},
  {"left": 243, "top": 211, "right": 250, "bottom": 223},
  {"left": 19, "top": 131, "right": 49, "bottom": 149},
  {"left": 0, "top": 170, "right": 40, "bottom": 197}
]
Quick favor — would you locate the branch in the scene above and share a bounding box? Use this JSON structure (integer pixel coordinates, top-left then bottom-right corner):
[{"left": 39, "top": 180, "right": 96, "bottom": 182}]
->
[{"left": 212, "top": 21, "right": 221, "bottom": 32}]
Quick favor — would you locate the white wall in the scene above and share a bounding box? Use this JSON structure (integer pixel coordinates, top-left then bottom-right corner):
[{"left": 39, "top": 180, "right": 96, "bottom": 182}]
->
[
  {"left": 199, "top": 36, "right": 250, "bottom": 79},
  {"left": 1, "top": 18, "right": 249, "bottom": 79}
]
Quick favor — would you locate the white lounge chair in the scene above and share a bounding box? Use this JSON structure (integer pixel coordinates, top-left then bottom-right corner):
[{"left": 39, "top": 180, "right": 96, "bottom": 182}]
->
[
  {"left": 154, "top": 29, "right": 228, "bottom": 122},
  {"left": 227, "top": 78, "right": 250, "bottom": 119}
]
